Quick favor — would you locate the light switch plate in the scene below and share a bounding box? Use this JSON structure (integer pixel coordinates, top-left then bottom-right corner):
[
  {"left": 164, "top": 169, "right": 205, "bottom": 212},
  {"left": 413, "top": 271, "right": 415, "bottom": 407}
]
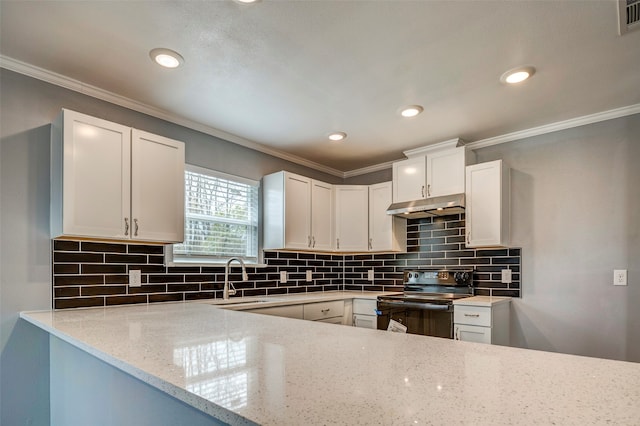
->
[
  {"left": 280, "top": 271, "right": 288, "bottom": 283},
  {"left": 129, "top": 270, "right": 142, "bottom": 287},
  {"left": 306, "top": 270, "right": 312, "bottom": 282},
  {"left": 367, "top": 269, "right": 374, "bottom": 281},
  {"left": 614, "top": 269, "right": 627, "bottom": 286},
  {"left": 501, "top": 269, "right": 512, "bottom": 284}
]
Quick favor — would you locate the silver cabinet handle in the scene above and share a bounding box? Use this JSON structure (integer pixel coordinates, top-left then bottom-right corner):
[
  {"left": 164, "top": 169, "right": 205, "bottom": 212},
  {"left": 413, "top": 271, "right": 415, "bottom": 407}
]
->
[
  {"left": 336, "top": 238, "right": 340, "bottom": 250},
  {"left": 134, "top": 218, "right": 139, "bottom": 236},
  {"left": 352, "top": 315, "right": 356, "bottom": 326},
  {"left": 466, "top": 232, "right": 470, "bottom": 245},
  {"left": 421, "top": 185, "right": 425, "bottom": 198},
  {"left": 321, "top": 308, "right": 331, "bottom": 313},
  {"left": 124, "top": 218, "right": 129, "bottom": 236},
  {"left": 455, "top": 327, "right": 460, "bottom": 340},
  {"left": 368, "top": 238, "right": 372, "bottom": 250},
  {"left": 312, "top": 236, "right": 316, "bottom": 248},
  {"left": 427, "top": 184, "right": 431, "bottom": 197},
  {"left": 464, "top": 313, "right": 480, "bottom": 317},
  {"left": 307, "top": 235, "right": 311, "bottom": 247}
]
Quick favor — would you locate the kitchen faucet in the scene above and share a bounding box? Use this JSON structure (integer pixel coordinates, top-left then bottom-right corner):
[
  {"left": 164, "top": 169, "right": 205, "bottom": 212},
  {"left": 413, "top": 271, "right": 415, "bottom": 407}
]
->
[{"left": 224, "top": 257, "right": 249, "bottom": 300}]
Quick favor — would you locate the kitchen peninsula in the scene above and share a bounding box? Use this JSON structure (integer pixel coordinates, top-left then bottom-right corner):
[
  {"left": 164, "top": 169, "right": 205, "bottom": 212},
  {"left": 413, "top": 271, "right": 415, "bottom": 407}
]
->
[{"left": 21, "top": 299, "right": 640, "bottom": 425}]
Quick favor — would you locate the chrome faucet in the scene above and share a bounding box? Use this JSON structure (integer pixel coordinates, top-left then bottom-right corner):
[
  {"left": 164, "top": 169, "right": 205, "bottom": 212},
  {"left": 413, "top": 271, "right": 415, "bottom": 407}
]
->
[{"left": 224, "top": 257, "right": 249, "bottom": 300}]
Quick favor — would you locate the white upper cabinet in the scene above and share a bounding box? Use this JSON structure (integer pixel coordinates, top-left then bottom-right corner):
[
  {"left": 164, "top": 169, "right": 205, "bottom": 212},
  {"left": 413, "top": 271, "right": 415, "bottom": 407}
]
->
[
  {"left": 335, "top": 185, "right": 369, "bottom": 251},
  {"left": 465, "top": 160, "right": 510, "bottom": 248},
  {"left": 368, "top": 182, "right": 407, "bottom": 252},
  {"left": 131, "top": 130, "right": 185, "bottom": 243},
  {"left": 264, "top": 173, "right": 406, "bottom": 253},
  {"left": 51, "top": 109, "right": 185, "bottom": 243},
  {"left": 392, "top": 156, "right": 427, "bottom": 203},
  {"left": 426, "top": 148, "right": 466, "bottom": 197},
  {"left": 392, "top": 141, "right": 475, "bottom": 203},
  {"left": 263, "top": 171, "right": 333, "bottom": 251}
]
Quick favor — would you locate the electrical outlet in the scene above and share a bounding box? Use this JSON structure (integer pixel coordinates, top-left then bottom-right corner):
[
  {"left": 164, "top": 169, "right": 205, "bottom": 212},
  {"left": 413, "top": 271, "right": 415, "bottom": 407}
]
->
[
  {"left": 306, "top": 270, "right": 312, "bottom": 282},
  {"left": 129, "top": 270, "right": 142, "bottom": 287},
  {"left": 501, "top": 269, "right": 512, "bottom": 284},
  {"left": 280, "top": 271, "right": 288, "bottom": 283},
  {"left": 614, "top": 269, "right": 627, "bottom": 286},
  {"left": 367, "top": 269, "right": 374, "bottom": 281}
]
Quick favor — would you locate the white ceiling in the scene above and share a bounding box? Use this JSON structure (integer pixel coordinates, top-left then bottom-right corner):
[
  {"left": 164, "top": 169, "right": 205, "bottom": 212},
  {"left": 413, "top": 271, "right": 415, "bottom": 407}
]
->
[{"left": 1, "top": 1, "right": 639, "bottom": 174}]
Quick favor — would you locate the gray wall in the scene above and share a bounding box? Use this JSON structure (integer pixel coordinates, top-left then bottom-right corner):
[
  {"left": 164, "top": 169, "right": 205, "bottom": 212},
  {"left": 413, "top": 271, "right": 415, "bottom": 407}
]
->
[{"left": 474, "top": 116, "right": 640, "bottom": 361}]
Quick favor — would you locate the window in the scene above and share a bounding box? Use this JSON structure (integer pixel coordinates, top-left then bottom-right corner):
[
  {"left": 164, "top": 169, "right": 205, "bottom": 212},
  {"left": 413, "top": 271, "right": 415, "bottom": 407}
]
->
[{"left": 169, "top": 165, "right": 259, "bottom": 264}]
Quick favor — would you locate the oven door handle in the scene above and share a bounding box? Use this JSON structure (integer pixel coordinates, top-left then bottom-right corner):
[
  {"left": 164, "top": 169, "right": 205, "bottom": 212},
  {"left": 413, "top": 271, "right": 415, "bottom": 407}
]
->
[{"left": 378, "top": 300, "right": 451, "bottom": 311}]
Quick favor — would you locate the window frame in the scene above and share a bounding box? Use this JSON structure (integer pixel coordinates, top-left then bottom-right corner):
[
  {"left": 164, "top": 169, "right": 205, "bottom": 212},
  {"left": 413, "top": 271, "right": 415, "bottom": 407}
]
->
[{"left": 165, "top": 164, "right": 263, "bottom": 266}]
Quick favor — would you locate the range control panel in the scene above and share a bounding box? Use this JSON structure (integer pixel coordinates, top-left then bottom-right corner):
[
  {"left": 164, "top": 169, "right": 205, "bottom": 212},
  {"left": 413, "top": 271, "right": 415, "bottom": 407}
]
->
[{"left": 404, "top": 269, "right": 474, "bottom": 287}]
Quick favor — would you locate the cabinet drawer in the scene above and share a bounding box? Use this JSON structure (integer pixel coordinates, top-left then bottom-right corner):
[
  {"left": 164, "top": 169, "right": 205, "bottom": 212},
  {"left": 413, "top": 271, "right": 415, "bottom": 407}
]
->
[
  {"left": 303, "top": 300, "right": 344, "bottom": 321},
  {"left": 454, "top": 305, "right": 491, "bottom": 327},
  {"left": 353, "top": 299, "right": 377, "bottom": 315},
  {"left": 454, "top": 324, "right": 491, "bottom": 344}
]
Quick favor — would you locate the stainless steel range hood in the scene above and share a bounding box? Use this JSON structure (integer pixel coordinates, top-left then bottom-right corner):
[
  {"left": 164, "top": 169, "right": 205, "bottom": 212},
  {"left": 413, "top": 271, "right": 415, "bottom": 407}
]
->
[{"left": 386, "top": 193, "right": 465, "bottom": 218}]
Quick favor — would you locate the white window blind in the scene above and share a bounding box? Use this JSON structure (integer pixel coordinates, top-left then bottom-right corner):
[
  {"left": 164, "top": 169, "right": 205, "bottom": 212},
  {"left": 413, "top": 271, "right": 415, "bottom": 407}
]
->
[{"left": 171, "top": 166, "right": 259, "bottom": 264}]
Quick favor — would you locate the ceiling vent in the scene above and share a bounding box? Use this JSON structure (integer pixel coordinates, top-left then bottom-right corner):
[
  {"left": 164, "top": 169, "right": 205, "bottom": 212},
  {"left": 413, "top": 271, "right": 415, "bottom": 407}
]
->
[{"left": 618, "top": 0, "right": 640, "bottom": 35}]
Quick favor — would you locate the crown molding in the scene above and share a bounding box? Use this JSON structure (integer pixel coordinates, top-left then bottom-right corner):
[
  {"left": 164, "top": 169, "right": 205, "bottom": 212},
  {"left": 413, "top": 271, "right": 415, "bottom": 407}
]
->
[
  {"left": 465, "top": 103, "right": 640, "bottom": 150},
  {"left": 342, "top": 160, "right": 397, "bottom": 179},
  {"left": 0, "top": 55, "right": 345, "bottom": 178}
]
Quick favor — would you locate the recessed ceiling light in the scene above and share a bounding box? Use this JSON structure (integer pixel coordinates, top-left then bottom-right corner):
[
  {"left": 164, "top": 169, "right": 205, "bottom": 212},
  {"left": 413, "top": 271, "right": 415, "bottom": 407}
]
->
[
  {"left": 149, "top": 48, "right": 184, "bottom": 69},
  {"left": 328, "top": 132, "right": 347, "bottom": 141},
  {"left": 500, "top": 66, "right": 536, "bottom": 84},
  {"left": 234, "top": 0, "right": 260, "bottom": 3},
  {"left": 400, "top": 105, "right": 424, "bottom": 118}
]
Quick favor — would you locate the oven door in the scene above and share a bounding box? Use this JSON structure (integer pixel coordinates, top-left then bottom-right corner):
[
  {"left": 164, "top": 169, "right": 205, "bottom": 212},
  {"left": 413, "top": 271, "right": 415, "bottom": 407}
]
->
[{"left": 376, "top": 299, "right": 453, "bottom": 338}]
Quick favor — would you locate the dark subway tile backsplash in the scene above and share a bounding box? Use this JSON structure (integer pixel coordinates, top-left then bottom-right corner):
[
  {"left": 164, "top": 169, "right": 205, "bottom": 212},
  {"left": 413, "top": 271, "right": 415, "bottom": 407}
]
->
[{"left": 51, "top": 214, "right": 521, "bottom": 309}]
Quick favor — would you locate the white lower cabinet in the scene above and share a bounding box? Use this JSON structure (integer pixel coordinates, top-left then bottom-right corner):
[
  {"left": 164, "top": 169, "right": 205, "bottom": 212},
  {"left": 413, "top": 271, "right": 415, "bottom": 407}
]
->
[
  {"left": 454, "top": 323, "right": 492, "bottom": 344},
  {"left": 453, "top": 297, "right": 510, "bottom": 345},
  {"left": 352, "top": 298, "right": 378, "bottom": 329},
  {"left": 247, "top": 304, "right": 304, "bottom": 319}
]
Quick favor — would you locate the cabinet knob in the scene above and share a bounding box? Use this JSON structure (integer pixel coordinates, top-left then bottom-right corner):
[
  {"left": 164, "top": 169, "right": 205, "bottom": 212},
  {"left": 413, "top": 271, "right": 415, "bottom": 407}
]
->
[
  {"left": 124, "top": 218, "right": 129, "bottom": 236},
  {"left": 312, "top": 236, "right": 316, "bottom": 248},
  {"left": 464, "top": 313, "right": 480, "bottom": 317},
  {"left": 134, "top": 218, "right": 139, "bottom": 237},
  {"left": 421, "top": 185, "right": 425, "bottom": 198},
  {"left": 336, "top": 238, "right": 340, "bottom": 249},
  {"left": 321, "top": 308, "right": 331, "bottom": 313},
  {"left": 427, "top": 184, "right": 431, "bottom": 197},
  {"left": 368, "top": 238, "right": 372, "bottom": 250},
  {"left": 308, "top": 236, "right": 311, "bottom": 247}
]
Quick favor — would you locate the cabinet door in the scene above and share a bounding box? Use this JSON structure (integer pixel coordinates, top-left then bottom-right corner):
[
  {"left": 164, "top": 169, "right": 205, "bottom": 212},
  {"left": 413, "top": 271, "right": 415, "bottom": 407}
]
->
[
  {"left": 353, "top": 314, "right": 377, "bottom": 329},
  {"left": 367, "top": 182, "right": 395, "bottom": 251},
  {"left": 465, "top": 160, "right": 509, "bottom": 247},
  {"left": 131, "top": 130, "right": 185, "bottom": 243},
  {"left": 454, "top": 324, "right": 492, "bottom": 344},
  {"left": 61, "top": 110, "right": 131, "bottom": 239},
  {"left": 392, "top": 157, "right": 426, "bottom": 203},
  {"left": 335, "top": 186, "right": 369, "bottom": 251},
  {"left": 426, "top": 148, "right": 465, "bottom": 197},
  {"left": 284, "top": 173, "right": 312, "bottom": 250},
  {"left": 311, "top": 180, "right": 333, "bottom": 251}
]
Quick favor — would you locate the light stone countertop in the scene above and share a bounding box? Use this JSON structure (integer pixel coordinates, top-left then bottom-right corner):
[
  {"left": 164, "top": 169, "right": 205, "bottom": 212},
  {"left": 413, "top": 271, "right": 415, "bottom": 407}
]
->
[
  {"left": 453, "top": 295, "right": 512, "bottom": 307},
  {"left": 21, "top": 292, "right": 640, "bottom": 425}
]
